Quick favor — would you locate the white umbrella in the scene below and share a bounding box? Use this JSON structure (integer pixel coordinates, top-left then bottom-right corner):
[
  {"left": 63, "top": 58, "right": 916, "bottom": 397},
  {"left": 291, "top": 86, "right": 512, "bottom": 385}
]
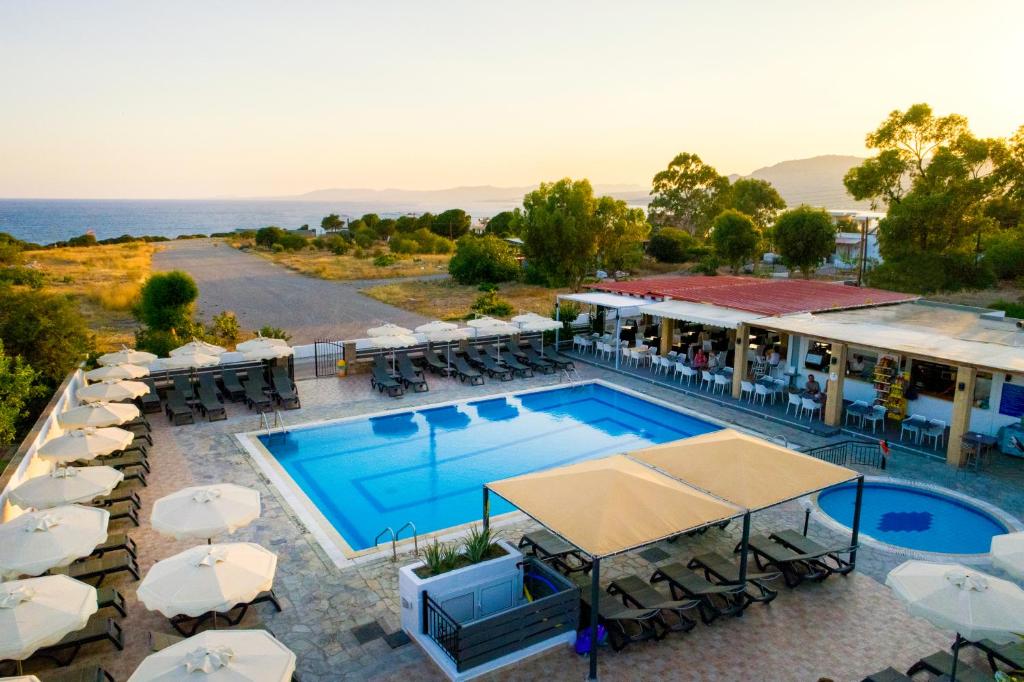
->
[
  {"left": 414, "top": 320, "right": 458, "bottom": 335},
  {"left": 416, "top": 322, "right": 472, "bottom": 371},
  {"left": 97, "top": 347, "right": 157, "bottom": 367},
  {"left": 138, "top": 543, "right": 277, "bottom": 619},
  {"left": 8, "top": 466, "right": 123, "bottom": 509},
  {"left": 162, "top": 351, "right": 220, "bottom": 370},
  {"left": 152, "top": 485, "right": 261, "bottom": 542},
  {"left": 992, "top": 532, "right": 1024, "bottom": 579},
  {"left": 241, "top": 345, "right": 293, "bottom": 362},
  {"left": 369, "top": 333, "right": 419, "bottom": 373},
  {"left": 235, "top": 335, "right": 289, "bottom": 353},
  {"left": 84, "top": 364, "right": 149, "bottom": 383},
  {"left": 0, "top": 505, "right": 109, "bottom": 578},
  {"left": 513, "top": 312, "right": 562, "bottom": 333},
  {"left": 37, "top": 426, "right": 134, "bottom": 464},
  {"left": 57, "top": 402, "right": 139, "bottom": 430},
  {"left": 127, "top": 629, "right": 296, "bottom": 682},
  {"left": 468, "top": 317, "right": 519, "bottom": 336},
  {"left": 77, "top": 379, "right": 148, "bottom": 404},
  {"left": 0, "top": 575, "right": 97, "bottom": 662},
  {"left": 887, "top": 560, "right": 1024, "bottom": 679},
  {"left": 170, "top": 339, "right": 226, "bottom": 357},
  {"left": 367, "top": 323, "right": 413, "bottom": 337}
]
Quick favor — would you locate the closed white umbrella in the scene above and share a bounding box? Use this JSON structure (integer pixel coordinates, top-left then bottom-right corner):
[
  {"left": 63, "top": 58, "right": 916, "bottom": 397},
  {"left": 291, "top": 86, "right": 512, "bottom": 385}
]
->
[
  {"left": 513, "top": 312, "right": 562, "bottom": 333},
  {"left": 241, "top": 345, "right": 293, "bottom": 362},
  {"left": 127, "top": 629, "right": 296, "bottom": 682},
  {"left": 138, "top": 543, "right": 277, "bottom": 619},
  {"left": 37, "top": 426, "right": 133, "bottom": 464},
  {"left": 992, "top": 532, "right": 1024, "bottom": 579},
  {"left": 8, "top": 466, "right": 123, "bottom": 509},
  {"left": 97, "top": 347, "right": 157, "bottom": 367},
  {"left": 468, "top": 317, "right": 519, "bottom": 336},
  {"left": 369, "top": 333, "right": 419, "bottom": 373},
  {"left": 58, "top": 402, "right": 139, "bottom": 429},
  {"left": 887, "top": 560, "right": 1024, "bottom": 679},
  {"left": 414, "top": 320, "right": 457, "bottom": 334},
  {"left": 162, "top": 351, "right": 220, "bottom": 370},
  {"left": 77, "top": 379, "right": 148, "bottom": 404},
  {"left": 367, "top": 323, "right": 413, "bottom": 337},
  {"left": 0, "top": 505, "right": 109, "bottom": 578},
  {"left": 84, "top": 364, "right": 149, "bottom": 383},
  {"left": 0, "top": 575, "right": 98, "bottom": 663},
  {"left": 170, "top": 339, "right": 226, "bottom": 357},
  {"left": 152, "top": 485, "right": 261, "bottom": 542},
  {"left": 235, "top": 336, "right": 289, "bottom": 353}
]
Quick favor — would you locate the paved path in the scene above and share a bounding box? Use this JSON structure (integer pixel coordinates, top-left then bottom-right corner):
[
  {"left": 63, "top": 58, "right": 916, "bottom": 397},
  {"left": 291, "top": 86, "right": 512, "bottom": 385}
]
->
[{"left": 153, "top": 239, "right": 431, "bottom": 343}]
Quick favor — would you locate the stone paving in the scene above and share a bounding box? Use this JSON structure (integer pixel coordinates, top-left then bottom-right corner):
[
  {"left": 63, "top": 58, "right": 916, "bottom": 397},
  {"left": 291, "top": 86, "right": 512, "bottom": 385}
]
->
[{"left": 17, "top": 364, "right": 1023, "bottom": 682}]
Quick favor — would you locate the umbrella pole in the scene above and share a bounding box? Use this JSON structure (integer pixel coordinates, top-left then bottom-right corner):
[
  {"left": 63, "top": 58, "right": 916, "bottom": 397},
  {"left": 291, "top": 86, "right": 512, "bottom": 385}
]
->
[
  {"left": 950, "top": 634, "right": 961, "bottom": 681},
  {"left": 850, "top": 475, "right": 864, "bottom": 569},
  {"left": 588, "top": 557, "right": 600, "bottom": 680}
]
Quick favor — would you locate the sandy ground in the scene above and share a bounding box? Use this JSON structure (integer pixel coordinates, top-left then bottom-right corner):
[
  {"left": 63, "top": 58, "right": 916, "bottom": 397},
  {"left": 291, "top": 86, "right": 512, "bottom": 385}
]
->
[{"left": 153, "top": 239, "right": 433, "bottom": 343}]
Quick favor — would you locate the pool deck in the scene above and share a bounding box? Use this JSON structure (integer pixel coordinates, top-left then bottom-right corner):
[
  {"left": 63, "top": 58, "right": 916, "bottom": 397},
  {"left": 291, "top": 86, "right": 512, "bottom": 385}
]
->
[{"left": 15, "top": 364, "right": 1024, "bottom": 681}]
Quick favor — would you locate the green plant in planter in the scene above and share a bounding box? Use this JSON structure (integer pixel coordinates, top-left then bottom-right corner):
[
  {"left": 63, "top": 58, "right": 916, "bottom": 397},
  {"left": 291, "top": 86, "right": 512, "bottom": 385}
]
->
[
  {"left": 421, "top": 539, "right": 461, "bottom": 576},
  {"left": 463, "top": 525, "right": 496, "bottom": 564}
]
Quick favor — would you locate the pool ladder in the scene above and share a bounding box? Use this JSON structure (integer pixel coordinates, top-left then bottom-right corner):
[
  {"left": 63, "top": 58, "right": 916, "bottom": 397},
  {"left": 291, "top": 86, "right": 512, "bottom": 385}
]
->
[
  {"left": 561, "top": 366, "right": 582, "bottom": 386},
  {"left": 259, "top": 410, "right": 288, "bottom": 439},
  {"left": 375, "top": 521, "right": 418, "bottom": 562}
]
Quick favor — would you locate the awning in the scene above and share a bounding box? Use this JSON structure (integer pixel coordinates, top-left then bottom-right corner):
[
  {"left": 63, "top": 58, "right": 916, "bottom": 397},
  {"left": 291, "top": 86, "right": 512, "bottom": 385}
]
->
[
  {"left": 557, "top": 292, "right": 650, "bottom": 317},
  {"left": 640, "top": 300, "right": 764, "bottom": 330},
  {"left": 630, "top": 430, "right": 858, "bottom": 512},
  {"left": 486, "top": 454, "right": 741, "bottom": 558}
]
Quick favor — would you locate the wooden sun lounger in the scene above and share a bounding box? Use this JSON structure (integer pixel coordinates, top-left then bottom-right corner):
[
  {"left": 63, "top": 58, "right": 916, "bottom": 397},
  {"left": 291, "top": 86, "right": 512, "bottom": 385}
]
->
[
  {"left": 650, "top": 562, "right": 747, "bottom": 623},
  {"left": 770, "top": 529, "right": 855, "bottom": 576},
  {"left": 371, "top": 365, "right": 404, "bottom": 397},
  {"left": 165, "top": 389, "right": 195, "bottom": 425},
  {"left": 607, "top": 574, "right": 700, "bottom": 633},
  {"left": 169, "top": 590, "right": 283, "bottom": 636},
  {"left": 123, "top": 415, "right": 151, "bottom": 433},
  {"left": 576, "top": 578, "right": 666, "bottom": 651},
  {"left": 397, "top": 354, "right": 428, "bottom": 393},
  {"left": 519, "top": 530, "right": 592, "bottom": 574},
  {"left": 221, "top": 368, "right": 246, "bottom": 401},
  {"left": 452, "top": 356, "right": 485, "bottom": 385},
  {"left": 423, "top": 350, "right": 452, "bottom": 377},
  {"left": 271, "top": 366, "right": 301, "bottom": 408},
  {"left": 500, "top": 351, "right": 534, "bottom": 378},
  {"left": 961, "top": 638, "right": 1024, "bottom": 673},
  {"left": 53, "top": 551, "right": 140, "bottom": 586},
  {"left": 906, "top": 650, "right": 992, "bottom": 682},
  {"left": 46, "top": 664, "right": 116, "bottom": 682},
  {"left": 90, "top": 532, "right": 137, "bottom": 559},
  {"left": 742, "top": 535, "right": 833, "bottom": 588},
  {"left": 34, "top": 616, "right": 124, "bottom": 667},
  {"left": 244, "top": 375, "right": 272, "bottom": 412},
  {"left": 139, "top": 378, "right": 162, "bottom": 414},
  {"left": 687, "top": 552, "right": 780, "bottom": 605},
  {"left": 122, "top": 469, "right": 147, "bottom": 487},
  {"left": 91, "top": 486, "right": 141, "bottom": 511},
  {"left": 82, "top": 452, "right": 149, "bottom": 474},
  {"left": 96, "top": 587, "right": 127, "bottom": 618}
]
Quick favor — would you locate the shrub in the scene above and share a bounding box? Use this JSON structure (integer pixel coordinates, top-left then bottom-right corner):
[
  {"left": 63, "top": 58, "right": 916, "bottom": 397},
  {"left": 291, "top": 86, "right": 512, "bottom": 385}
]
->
[
  {"left": 66, "top": 233, "right": 98, "bottom": 247},
  {"left": 352, "top": 227, "right": 376, "bottom": 249},
  {"left": 0, "top": 241, "right": 23, "bottom": 266},
  {"left": 692, "top": 255, "right": 721, "bottom": 275},
  {"left": 462, "top": 525, "right": 495, "bottom": 564},
  {"left": 271, "top": 243, "right": 285, "bottom": 253},
  {"left": 0, "top": 266, "right": 43, "bottom": 288},
  {"left": 134, "top": 327, "right": 180, "bottom": 357},
  {"left": 315, "top": 235, "right": 351, "bottom": 255},
  {"left": 647, "top": 227, "right": 698, "bottom": 263},
  {"left": 709, "top": 209, "right": 760, "bottom": 273},
  {"left": 135, "top": 270, "right": 199, "bottom": 332},
  {"left": 257, "top": 325, "right": 292, "bottom": 343},
  {"left": 210, "top": 311, "right": 241, "bottom": 345},
  {"left": 866, "top": 253, "right": 996, "bottom": 294},
  {"left": 0, "top": 339, "right": 42, "bottom": 445},
  {"left": 984, "top": 231, "right": 1024, "bottom": 280},
  {"left": 0, "top": 287, "right": 94, "bottom": 383},
  {"left": 276, "top": 233, "right": 308, "bottom": 251},
  {"left": 471, "top": 290, "right": 514, "bottom": 317},
  {"left": 388, "top": 237, "right": 417, "bottom": 255},
  {"left": 989, "top": 299, "right": 1024, "bottom": 319},
  {"left": 421, "top": 540, "right": 459, "bottom": 576},
  {"left": 255, "top": 226, "right": 286, "bottom": 248},
  {"left": 373, "top": 254, "right": 399, "bottom": 267},
  {"left": 448, "top": 235, "right": 519, "bottom": 285}
]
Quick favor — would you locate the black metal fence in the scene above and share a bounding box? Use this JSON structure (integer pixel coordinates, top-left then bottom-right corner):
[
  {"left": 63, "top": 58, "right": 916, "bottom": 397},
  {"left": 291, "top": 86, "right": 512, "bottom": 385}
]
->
[
  {"left": 421, "top": 558, "right": 578, "bottom": 673},
  {"left": 313, "top": 339, "right": 346, "bottom": 377},
  {"left": 804, "top": 440, "right": 887, "bottom": 469}
]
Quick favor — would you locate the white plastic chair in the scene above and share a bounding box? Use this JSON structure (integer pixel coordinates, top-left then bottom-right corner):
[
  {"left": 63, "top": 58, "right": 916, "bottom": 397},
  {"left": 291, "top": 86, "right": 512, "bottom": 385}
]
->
[
  {"left": 922, "top": 419, "right": 946, "bottom": 449},
  {"left": 740, "top": 380, "right": 754, "bottom": 402},
  {"left": 700, "top": 371, "right": 714, "bottom": 392},
  {"left": 713, "top": 373, "right": 730, "bottom": 395},
  {"left": 771, "top": 379, "right": 787, "bottom": 400},
  {"left": 679, "top": 365, "right": 697, "bottom": 386},
  {"left": 628, "top": 349, "right": 643, "bottom": 368},
  {"left": 800, "top": 397, "right": 821, "bottom": 421},
  {"left": 845, "top": 400, "right": 869, "bottom": 427},
  {"left": 754, "top": 383, "right": 772, "bottom": 406},
  {"left": 901, "top": 413, "right": 926, "bottom": 443},
  {"left": 862, "top": 405, "right": 886, "bottom": 433},
  {"left": 785, "top": 391, "right": 801, "bottom": 416}
]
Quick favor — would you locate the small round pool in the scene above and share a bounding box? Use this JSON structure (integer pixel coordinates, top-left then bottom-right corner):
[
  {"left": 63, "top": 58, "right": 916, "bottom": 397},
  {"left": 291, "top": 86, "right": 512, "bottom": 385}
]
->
[{"left": 818, "top": 481, "right": 1009, "bottom": 554}]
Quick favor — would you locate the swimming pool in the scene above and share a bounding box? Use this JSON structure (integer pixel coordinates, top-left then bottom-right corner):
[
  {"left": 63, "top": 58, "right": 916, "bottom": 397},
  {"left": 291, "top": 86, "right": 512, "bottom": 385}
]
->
[
  {"left": 256, "top": 383, "right": 719, "bottom": 552},
  {"left": 818, "top": 481, "right": 1010, "bottom": 554}
]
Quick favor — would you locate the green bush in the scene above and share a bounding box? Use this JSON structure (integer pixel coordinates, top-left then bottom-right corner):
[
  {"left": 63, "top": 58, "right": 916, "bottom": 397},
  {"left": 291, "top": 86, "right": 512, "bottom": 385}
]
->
[
  {"left": 0, "top": 286, "right": 94, "bottom": 383},
  {"left": 0, "top": 266, "right": 43, "bottom": 289},
  {"left": 449, "top": 235, "right": 519, "bottom": 285},
  {"left": 255, "top": 226, "right": 285, "bottom": 248},
  {"left": 352, "top": 227, "right": 376, "bottom": 249},
  {"left": 210, "top": 311, "right": 241, "bottom": 345},
  {"left": 135, "top": 271, "right": 199, "bottom": 332},
  {"left": 373, "top": 254, "right": 399, "bottom": 267},
  {"left": 471, "top": 290, "right": 514, "bottom": 317},
  {"left": 647, "top": 228, "right": 698, "bottom": 263},
  {"left": 257, "top": 325, "right": 292, "bottom": 343},
  {"left": 989, "top": 299, "right": 1024, "bottom": 319},
  {"left": 277, "top": 233, "right": 308, "bottom": 251},
  {"left": 314, "top": 235, "right": 351, "bottom": 255},
  {"left": 134, "top": 328, "right": 180, "bottom": 357},
  {"left": 984, "top": 231, "right": 1024, "bottom": 280},
  {"left": 66, "top": 233, "right": 98, "bottom": 247},
  {"left": 866, "top": 253, "right": 996, "bottom": 294},
  {"left": 692, "top": 255, "right": 721, "bottom": 275}
]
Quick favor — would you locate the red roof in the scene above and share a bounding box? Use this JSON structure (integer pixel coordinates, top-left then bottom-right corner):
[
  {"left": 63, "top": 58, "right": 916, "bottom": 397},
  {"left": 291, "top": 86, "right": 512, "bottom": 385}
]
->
[{"left": 590, "top": 276, "right": 917, "bottom": 316}]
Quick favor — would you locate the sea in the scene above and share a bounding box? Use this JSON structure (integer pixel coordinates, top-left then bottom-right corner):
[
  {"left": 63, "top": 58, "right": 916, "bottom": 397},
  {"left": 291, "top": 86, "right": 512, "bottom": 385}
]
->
[{"left": 0, "top": 198, "right": 519, "bottom": 245}]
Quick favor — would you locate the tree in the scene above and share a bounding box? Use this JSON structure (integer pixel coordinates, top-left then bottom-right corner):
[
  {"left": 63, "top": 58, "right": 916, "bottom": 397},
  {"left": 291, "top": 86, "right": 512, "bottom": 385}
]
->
[
  {"left": 519, "top": 178, "right": 601, "bottom": 290},
  {"left": 360, "top": 213, "right": 381, "bottom": 231},
  {"left": 709, "top": 210, "right": 759, "bottom": 273},
  {"left": 395, "top": 216, "right": 418, "bottom": 233},
  {"left": 136, "top": 271, "right": 199, "bottom": 332},
  {"left": 448, "top": 235, "right": 520, "bottom": 284},
  {"left": 727, "top": 178, "right": 786, "bottom": 230},
  {"left": 321, "top": 214, "right": 344, "bottom": 231},
  {"left": 594, "top": 197, "right": 650, "bottom": 272},
  {"left": 0, "top": 339, "right": 42, "bottom": 444},
  {"left": 648, "top": 228, "right": 698, "bottom": 263},
  {"left": 374, "top": 218, "right": 397, "bottom": 239},
  {"left": 773, "top": 206, "right": 836, "bottom": 278},
  {"left": 432, "top": 209, "right": 471, "bottom": 240},
  {"left": 255, "top": 226, "right": 286, "bottom": 248},
  {"left": 0, "top": 287, "right": 94, "bottom": 384},
  {"left": 648, "top": 153, "right": 730, "bottom": 236},
  {"left": 485, "top": 211, "right": 517, "bottom": 237}
]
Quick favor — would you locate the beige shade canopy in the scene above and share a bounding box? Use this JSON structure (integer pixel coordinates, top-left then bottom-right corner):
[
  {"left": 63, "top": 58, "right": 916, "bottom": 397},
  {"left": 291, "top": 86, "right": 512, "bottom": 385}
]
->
[
  {"left": 84, "top": 364, "right": 149, "bottom": 383},
  {"left": 486, "top": 455, "right": 741, "bottom": 558},
  {"left": 630, "top": 429, "right": 857, "bottom": 512},
  {"left": 77, "top": 380, "right": 148, "bottom": 404},
  {"left": 58, "top": 402, "right": 140, "bottom": 429},
  {"left": 0, "top": 575, "right": 98, "bottom": 661},
  {"left": 36, "top": 426, "right": 134, "bottom": 464},
  {"left": 127, "top": 629, "right": 296, "bottom": 682},
  {"left": 9, "top": 466, "right": 123, "bottom": 509}
]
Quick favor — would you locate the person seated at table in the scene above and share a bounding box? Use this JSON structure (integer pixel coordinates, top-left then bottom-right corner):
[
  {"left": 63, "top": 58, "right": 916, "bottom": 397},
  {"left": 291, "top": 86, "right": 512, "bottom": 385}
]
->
[
  {"left": 804, "top": 374, "right": 822, "bottom": 399},
  {"left": 693, "top": 348, "right": 707, "bottom": 368},
  {"left": 707, "top": 352, "right": 720, "bottom": 371}
]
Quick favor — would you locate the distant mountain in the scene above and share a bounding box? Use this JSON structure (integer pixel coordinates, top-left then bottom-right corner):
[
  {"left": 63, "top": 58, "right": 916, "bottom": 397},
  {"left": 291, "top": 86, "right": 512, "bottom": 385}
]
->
[{"left": 736, "top": 155, "right": 871, "bottom": 210}]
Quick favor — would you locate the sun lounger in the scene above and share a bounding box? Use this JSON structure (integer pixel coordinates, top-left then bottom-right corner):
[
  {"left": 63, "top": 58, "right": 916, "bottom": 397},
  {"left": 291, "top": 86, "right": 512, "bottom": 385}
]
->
[
  {"left": 861, "top": 667, "right": 912, "bottom": 682},
  {"left": 91, "top": 487, "right": 141, "bottom": 511},
  {"left": 906, "top": 650, "right": 992, "bottom": 682},
  {"left": 743, "top": 535, "right": 833, "bottom": 588},
  {"left": 53, "top": 551, "right": 140, "bottom": 586},
  {"left": 224, "top": 589, "right": 283, "bottom": 625},
  {"left": 423, "top": 350, "right": 452, "bottom": 377},
  {"left": 96, "top": 587, "right": 127, "bottom": 618},
  {"left": 532, "top": 339, "right": 575, "bottom": 369},
  {"left": 271, "top": 366, "right": 301, "bottom": 408},
  {"left": 576, "top": 578, "right": 666, "bottom": 651},
  {"left": 452, "top": 356, "right": 484, "bottom": 385},
  {"left": 139, "top": 378, "right": 162, "bottom": 414},
  {"left": 463, "top": 345, "right": 488, "bottom": 369},
  {"left": 164, "top": 389, "right": 195, "bottom": 425},
  {"left": 82, "top": 452, "right": 150, "bottom": 474},
  {"left": 371, "top": 364, "right": 404, "bottom": 397},
  {"left": 770, "top": 529, "right": 855, "bottom": 576},
  {"left": 221, "top": 368, "right": 246, "bottom": 401},
  {"left": 122, "top": 469, "right": 147, "bottom": 487},
  {"left": 607, "top": 574, "right": 700, "bottom": 633},
  {"left": 500, "top": 351, "right": 534, "bottom": 378},
  {"left": 687, "top": 552, "right": 780, "bottom": 605},
  {"left": 467, "top": 346, "right": 512, "bottom": 380},
  {"left": 90, "top": 532, "right": 137, "bottom": 559},
  {"left": 962, "top": 638, "right": 1024, "bottom": 672},
  {"left": 169, "top": 590, "right": 283, "bottom": 636},
  {"left": 519, "top": 530, "right": 592, "bottom": 575},
  {"left": 34, "top": 616, "right": 124, "bottom": 667},
  {"left": 172, "top": 374, "right": 196, "bottom": 403},
  {"left": 123, "top": 415, "right": 151, "bottom": 433},
  {"left": 47, "top": 664, "right": 117, "bottom": 682},
  {"left": 196, "top": 376, "right": 227, "bottom": 421},
  {"left": 244, "top": 375, "right": 272, "bottom": 412},
  {"left": 397, "top": 354, "right": 428, "bottom": 393},
  {"left": 106, "top": 500, "right": 140, "bottom": 527},
  {"left": 520, "top": 347, "right": 555, "bottom": 373},
  {"left": 649, "top": 562, "right": 747, "bottom": 623}
]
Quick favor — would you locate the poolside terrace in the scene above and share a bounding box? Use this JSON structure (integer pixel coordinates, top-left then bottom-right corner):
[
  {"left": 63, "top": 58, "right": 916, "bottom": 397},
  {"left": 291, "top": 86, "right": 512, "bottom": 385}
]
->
[{"left": 10, "top": 364, "right": 1023, "bottom": 681}]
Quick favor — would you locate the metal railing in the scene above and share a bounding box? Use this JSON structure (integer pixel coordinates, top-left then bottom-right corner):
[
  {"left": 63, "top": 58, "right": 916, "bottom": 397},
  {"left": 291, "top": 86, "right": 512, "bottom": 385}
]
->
[
  {"left": 423, "top": 591, "right": 460, "bottom": 664},
  {"left": 259, "top": 410, "right": 288, "bottom": 438},
  {"left": 375, "top": 521, "right": 418, "bottom": 562},
  {"left": 803, "top": 440, "right": 887, "bottom": 469}
]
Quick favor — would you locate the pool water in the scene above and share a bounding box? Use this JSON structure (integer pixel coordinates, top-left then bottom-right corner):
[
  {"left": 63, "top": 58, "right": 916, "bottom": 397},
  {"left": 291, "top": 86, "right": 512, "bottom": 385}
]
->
[
  {"left": 818, "top": 481, "right": 1008, "bottom": 554},
  {"left": 259, "top": 383, "right": 719, "bottom": 550}
]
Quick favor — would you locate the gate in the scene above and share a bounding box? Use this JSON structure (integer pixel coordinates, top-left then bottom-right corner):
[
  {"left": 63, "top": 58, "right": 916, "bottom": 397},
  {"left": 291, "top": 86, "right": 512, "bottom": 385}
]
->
[{"left": 313, "top": 339, "right": 346, "bottom": 377}]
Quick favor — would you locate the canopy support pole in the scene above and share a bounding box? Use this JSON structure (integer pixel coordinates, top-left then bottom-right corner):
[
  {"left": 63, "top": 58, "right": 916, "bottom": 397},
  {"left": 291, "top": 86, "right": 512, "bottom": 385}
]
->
[
  {"left": 482, "top": 487, "right": 490, "bottom": 534},
  {"left": 737, "top": 512, "right": 751, "bottom": 617},
  {"left": 849, "top": 475, "right": 864, "bottom": 568},
  {"left": 614, "top": 314, "right": 621, "bottom": 369},
  {"left": 950, "top": 633, "right": 962, "bottom": 681},
  {"left": 588, "top": 557, "right": 601, "bottom": 680},
  {"left": 554, "top": 299, "right": 561, "bottom": 349}
]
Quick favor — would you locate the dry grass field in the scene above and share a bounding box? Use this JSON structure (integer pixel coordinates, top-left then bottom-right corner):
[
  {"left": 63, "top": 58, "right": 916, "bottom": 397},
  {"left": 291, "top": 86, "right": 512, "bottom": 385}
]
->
[
  {"left": 363, "top": 279, "right": 567, "bottom": 321},
  {"left": 230, "top": 241, "right": 451, "bottom": 281},
  {"left": 24, "top": 242, "right": 155, "bottom": 350}
]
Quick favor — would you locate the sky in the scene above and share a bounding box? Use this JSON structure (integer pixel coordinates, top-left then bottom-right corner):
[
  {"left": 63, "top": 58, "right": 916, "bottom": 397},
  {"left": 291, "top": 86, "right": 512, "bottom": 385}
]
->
[{"left": 1, "top": 1, "right": 1022, "bottom": 199}]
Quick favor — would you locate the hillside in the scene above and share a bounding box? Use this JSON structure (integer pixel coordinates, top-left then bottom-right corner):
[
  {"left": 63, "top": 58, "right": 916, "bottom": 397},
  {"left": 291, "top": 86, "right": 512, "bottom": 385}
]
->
[{"left": 740, "top": 155, "right": 870, "bottom": 209}]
